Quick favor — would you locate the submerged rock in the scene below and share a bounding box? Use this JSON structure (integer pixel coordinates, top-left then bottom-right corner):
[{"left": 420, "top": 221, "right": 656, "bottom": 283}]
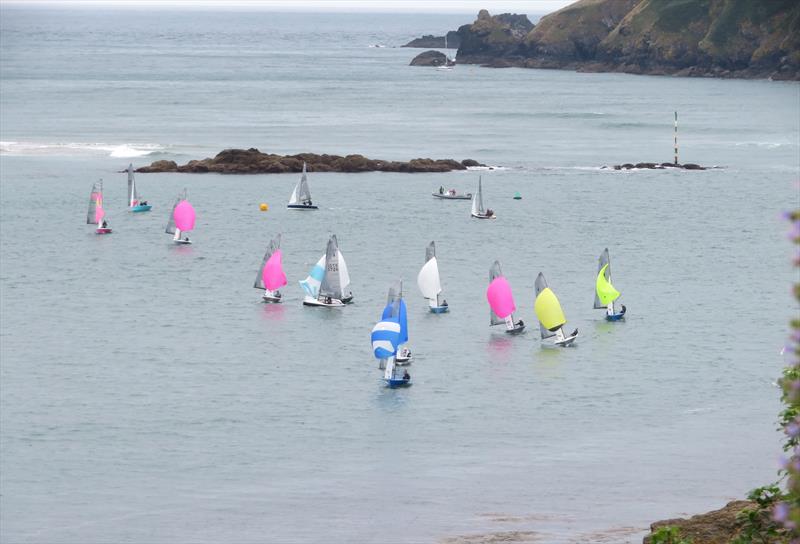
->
[
  {"left": 136, "top": 149, "right": 485, "bottom": 174},
  {"left": 610, "top": 162, "right": 709, "bottom": 170}
]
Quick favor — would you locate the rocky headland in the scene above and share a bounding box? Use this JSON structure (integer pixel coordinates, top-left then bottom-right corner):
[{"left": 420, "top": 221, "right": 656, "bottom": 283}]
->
[
  {"left": 136, "top": 148, "right": 484, "bottom": 174},
  {"left": 453, "top": 1, "right": 800, "bottom": 80},
  {"left": 402, "top": 31, "right": 460, "bottom": 49},
  {"left": 643, "top": 500, "right": 755, "bottom": 543}
]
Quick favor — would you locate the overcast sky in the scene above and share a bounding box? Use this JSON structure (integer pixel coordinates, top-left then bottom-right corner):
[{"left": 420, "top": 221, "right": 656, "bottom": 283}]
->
[{"left": 0, "top": 0, "right": 575, "bottom": 13}]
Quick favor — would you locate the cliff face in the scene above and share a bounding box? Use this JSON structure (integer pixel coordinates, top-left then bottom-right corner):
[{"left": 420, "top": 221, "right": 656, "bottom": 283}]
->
[{"left": 455, "top": 0, "right": 800, "bottom": 79}]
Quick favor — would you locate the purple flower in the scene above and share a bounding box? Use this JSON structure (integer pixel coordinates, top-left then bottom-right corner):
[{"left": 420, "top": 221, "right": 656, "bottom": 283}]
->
[
  {"left": 786, "top": 421, "right": 800, "bottom": 438},
  {"left": 773, "top": 501, "right": 789, "bottom": 522}
]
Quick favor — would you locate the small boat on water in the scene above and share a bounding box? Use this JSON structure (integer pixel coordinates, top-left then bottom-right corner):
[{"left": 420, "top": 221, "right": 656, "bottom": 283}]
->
[
  {"left": 255, "top": 234, "right": 287, "bottom": 303},
  {"left": 126, "top": 163, "right": 151, "bottom": 212},
  {"left": 301, "top": 235, "right": 352, "bottom": 307},
  {"left": 534, "top": 272, "right": 578, "bottom": 346},
  {"left": 385, "top": 282, "right": 412, "bottom": 364},
  {"left": 87, "top": 181, "right": 112, "bottom": 234},
  {"left": 594, "top": 248, "right": 626, "bottom": 320},
  {"left": 372, "top": 290, "right": 412, "bottom": 388},
  {"left": 165, "top": 189, "right": 195, "bottom": 244},
  {"left": 433, "top": 187, "right": 472, "bottom": 200},
  {"left": 471, "top": 176, "right": 496, "bottom": 219},
  {"left": 417, "top": 241, "right": 449, "bottom": 313},
  {"left": 487, "top": 260, "right": 525, "bottom": 334},
  {"left": 513, "top": 192, "right": 522, "bottom": 200},
  {"left": 287, "top": 162, "right": 318, "bottom": 210}
]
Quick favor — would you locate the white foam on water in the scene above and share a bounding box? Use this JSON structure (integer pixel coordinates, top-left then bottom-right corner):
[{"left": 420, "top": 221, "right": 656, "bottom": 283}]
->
[{"left": 0, "top": 141, "right": 165, "bottom": 157}]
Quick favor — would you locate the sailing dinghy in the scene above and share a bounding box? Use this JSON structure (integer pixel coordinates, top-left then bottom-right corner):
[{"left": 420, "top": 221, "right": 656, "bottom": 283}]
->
[
  {"left": 126, "top": 164, "right": 151, "bottom": 212},
  {"left": 594, "top": 248, "right": 626, "bottom": 320},
  {"left": 302, "top": 235, "right": 351, "bottom": 307},
  {"left": 165, "top": 189, "right": 195, "bottom": 244},
  {"left": 487, "top": 261, "right": 524, "bottom": 334},
  {"left": 372, "top": 292, "right": 412, "bottom": 388},
  {"left": 471, "top": 176, "right": 495, "bottom": 219},
  {"left": 87, "top": 181, "right": 112, "bottom": 234},
  {"left": 417, "top": 241, "right": 449, "bottom": 313},
  {"left": 534, "top": 272, "right": 578, "bottom": 346},
  {"left": 287, "top": 162, "right": 318, "bottom": 210},
  {"left": 255, "top": 234, "right": 287, "bottom": 302}
]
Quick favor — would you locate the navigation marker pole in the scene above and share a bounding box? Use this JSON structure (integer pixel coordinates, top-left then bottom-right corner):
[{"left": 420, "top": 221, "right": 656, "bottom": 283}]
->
[{"left": 674, "top": 111, "right": 678, "bottom": 166}]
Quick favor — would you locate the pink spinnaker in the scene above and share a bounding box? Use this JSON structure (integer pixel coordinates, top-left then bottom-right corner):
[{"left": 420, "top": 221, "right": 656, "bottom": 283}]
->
[
  {"left": 95, "top": 204, "right": 105, "bottom": 223},
  {"left": 486, "top": 276, "right": 516, "bottom": 319},
  {"left": 263, "top": 249, "right": 288, "bottom": 291},
  {"left": 174, "top": 201, "right": 196, "bottom": 231}
]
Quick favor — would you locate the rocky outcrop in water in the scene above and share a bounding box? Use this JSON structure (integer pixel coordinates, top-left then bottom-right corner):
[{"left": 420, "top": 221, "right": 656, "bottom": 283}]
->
[
  {"left": 402, "top": 31, "right": 460, "bottom": 49},
  {"left": 643, "top": 501, "right": 754, "bottom": 544},
  {"left": 606, "top": 162, "right": 708, "bottom": 171},
  {"left": 409, "top": 50, "right": 453, "bottom": 67},
  {"left": 135, "top": 148, "right": 484, "bottom": 174},
  {"left": 454, "top": 1, "right": 800, "bottom": 80}
]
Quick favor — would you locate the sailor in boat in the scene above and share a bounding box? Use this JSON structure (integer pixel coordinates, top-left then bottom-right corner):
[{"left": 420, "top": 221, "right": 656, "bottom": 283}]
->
[
  {"left": 441, "top": 299, "right": 448, "bottom": 308},
  {"left": 439, "top": 186, "right": 444, "bottom": 194},
  {"left": 303, "top": 198, "right": 313, "bottom": 207},
  {"left": 326, "top": 296, "right": 332, "bottom": 304},
  {"left": 403, "top": 370, "right": 410, "bottom": 381},
  {"left": 448, "top": 188, "right": 456, "bottom": 196},
  {"left": 184, "top": 235, "right": 190, "bottom": 242},
  {"left": 101, "top": 219, "right": 108, "bottom": 229},
  {"left": 485, "top": 208, "right": 494, "bottom": 218}
]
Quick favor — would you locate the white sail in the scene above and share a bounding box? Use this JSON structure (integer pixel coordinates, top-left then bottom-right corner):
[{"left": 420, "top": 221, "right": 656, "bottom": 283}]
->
[
  {"left": 417, "top": 257, "right": 442, "bottom": 301},
  {"left": 338, "top": 249, "right": 351, "bottom": 296},
  {"left": 288, "top": 162, "right": 312, "bottom": 205},
  {"left": 384, "top": 357, "right": 395, "bottom": 381},
  {"left": 471, "top": 176, "right": 485, "bottom": 216}
]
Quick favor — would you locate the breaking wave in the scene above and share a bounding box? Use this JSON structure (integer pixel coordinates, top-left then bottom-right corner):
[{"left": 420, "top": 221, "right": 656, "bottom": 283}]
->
[{"left": 0, "top": 141, "right": 166, "bottom": 158}]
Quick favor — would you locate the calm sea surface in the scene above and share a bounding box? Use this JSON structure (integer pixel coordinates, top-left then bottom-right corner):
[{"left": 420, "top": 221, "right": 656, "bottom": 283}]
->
[{"left": 1, "top": 7, "right": 799, "bottom": 543}]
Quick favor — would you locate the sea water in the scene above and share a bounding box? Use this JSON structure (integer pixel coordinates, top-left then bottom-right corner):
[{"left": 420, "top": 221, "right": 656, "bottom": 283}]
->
[{"left": 1, "top": 7, "right": 798, "bottom": 543}]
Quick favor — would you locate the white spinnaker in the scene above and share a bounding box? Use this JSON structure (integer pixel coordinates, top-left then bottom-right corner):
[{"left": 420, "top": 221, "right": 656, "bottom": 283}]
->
[{"left": 417, "top": 257, "right": 441, "bottom": 300}]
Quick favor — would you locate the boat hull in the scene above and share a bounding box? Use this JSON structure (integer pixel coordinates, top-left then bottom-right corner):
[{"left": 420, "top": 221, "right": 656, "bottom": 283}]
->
[
  {"left": 95, "top": 228, "right": 112, "bottom": 235},
  {"left": 262, "top": 294, "right": 282, "bottom": 303},
  {"left": 432, "top": 193, "right": 471, "bottom": 200},
  {"left": 130, "top": 205, "right": 152, "bottom": 212},
  {"left": 471, "top": 213, "right": 497, "bottom": 219},
  {"left": 287, "top": 204, "right": 318, "bottom": 210},
  {"left": 430, "top": 305, "right": 449, "bottom": 314},
  {"left": 385, "top": 378, "right": 412, "bottom": 388},
  {"left": 553, "top": 330, "right": 579, "bottom": 347},
  {"left": 303, "top": 296, "right": 344, "bottom": 307},
  {"left": 505, "top": 324, "right": 525, "bottom": 335},
  {"left": 173, "top": 239, "right": 192, "bottom": 245},
  {"left": 605, "top": 305, "right": 627, "bottom": 321}
]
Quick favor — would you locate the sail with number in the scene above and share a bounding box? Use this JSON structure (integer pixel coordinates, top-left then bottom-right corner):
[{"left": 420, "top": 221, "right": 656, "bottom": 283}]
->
[
  {"left": 534, "top": 272, "right": 566, "bottom": 339},
  {"left": 594, "top": 248, "right": 621, "bottom": 309},
  {"left": 318, "top": 235, "right": 343, "bottom": 300},
  {"left": 417, "top": 241, "right": 443, "bottom": 307}
]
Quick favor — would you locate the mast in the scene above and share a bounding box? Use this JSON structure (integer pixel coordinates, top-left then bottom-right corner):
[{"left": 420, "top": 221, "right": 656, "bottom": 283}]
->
[
  {"left": 127, "top": 164, "right": 135, "bottom": 207},
  {"left": 674, "top": 111, "right": 678, "bottom": 166}
]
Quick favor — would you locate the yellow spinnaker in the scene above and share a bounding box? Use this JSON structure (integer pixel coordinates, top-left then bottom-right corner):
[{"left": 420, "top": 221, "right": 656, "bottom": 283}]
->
[
  {"left": 596, "top": 264, "right": 620, "bottom": 305},
  {"left": 534, "top": 287, "right": 566, "bottom": 331}
]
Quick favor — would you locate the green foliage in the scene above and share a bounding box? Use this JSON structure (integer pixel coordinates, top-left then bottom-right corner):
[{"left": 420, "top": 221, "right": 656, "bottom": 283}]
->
[{"left": 650, "top": 525, "right": 692, "bottom": 544}]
